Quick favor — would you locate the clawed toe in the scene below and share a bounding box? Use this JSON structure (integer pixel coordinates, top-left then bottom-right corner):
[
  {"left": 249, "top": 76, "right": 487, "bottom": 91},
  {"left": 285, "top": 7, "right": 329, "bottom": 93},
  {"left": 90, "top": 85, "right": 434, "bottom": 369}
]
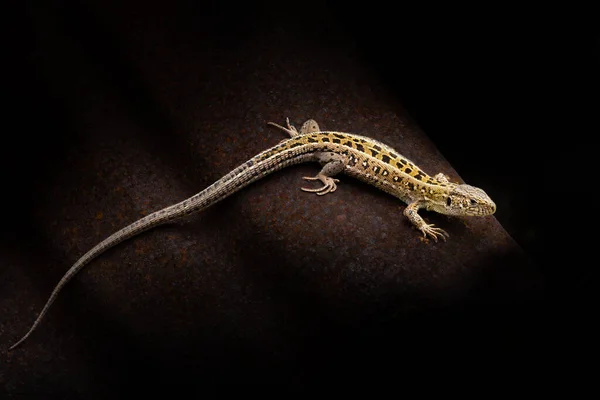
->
[
  {"left": 285, "top": 117, "right": 296, "bottom": 132},
  {"left": 301, "top": 175, "right": 339, "bottom": 195},
  {"left": 267, "top": 117, "right": 299, "bottom": 138},
  {"left": 420, "top": 223, "right": 449, "bottom": 242}
]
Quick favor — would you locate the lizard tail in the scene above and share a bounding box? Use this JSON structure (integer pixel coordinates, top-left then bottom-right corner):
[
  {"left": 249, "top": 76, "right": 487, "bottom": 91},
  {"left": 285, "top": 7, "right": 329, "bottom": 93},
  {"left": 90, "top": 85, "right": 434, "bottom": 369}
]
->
[
  {"left": 9, "top": 196, "right": 207, "bottom": 350},
  {"left": 9, "top": 139, "right": 315, "bottom": 349}
]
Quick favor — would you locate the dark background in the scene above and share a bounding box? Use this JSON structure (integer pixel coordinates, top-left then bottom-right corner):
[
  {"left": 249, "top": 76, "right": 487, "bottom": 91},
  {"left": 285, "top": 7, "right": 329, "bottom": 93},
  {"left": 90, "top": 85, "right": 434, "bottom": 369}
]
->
[{"left": 1, "top": 0, "right": 595, "bottom": 394}]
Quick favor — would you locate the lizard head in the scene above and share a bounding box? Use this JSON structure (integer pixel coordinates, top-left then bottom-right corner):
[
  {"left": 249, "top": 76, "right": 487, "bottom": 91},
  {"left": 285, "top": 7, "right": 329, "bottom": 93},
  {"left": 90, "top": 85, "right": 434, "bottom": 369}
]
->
[{"left": 435, "top": 184, "right": 496, "bottom": 216}]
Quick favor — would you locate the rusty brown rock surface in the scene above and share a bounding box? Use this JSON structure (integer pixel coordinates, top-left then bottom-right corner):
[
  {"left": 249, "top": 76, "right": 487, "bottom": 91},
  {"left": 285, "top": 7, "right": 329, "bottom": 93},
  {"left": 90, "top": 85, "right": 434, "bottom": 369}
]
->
[{"left": 2, "top": 0, "right": 543, "bottom": 394}]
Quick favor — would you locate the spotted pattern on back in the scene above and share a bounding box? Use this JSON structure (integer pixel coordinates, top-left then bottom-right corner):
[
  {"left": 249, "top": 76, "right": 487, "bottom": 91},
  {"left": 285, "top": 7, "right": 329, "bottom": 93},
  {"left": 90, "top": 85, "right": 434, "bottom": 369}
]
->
[{"left": 257, "top": 131, "right": 449, "bottom": 186}]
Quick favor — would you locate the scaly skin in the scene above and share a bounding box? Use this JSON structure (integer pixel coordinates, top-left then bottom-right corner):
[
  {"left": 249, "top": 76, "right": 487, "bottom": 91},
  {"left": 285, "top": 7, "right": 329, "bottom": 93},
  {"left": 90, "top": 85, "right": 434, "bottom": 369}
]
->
[{"left": 9, "top": 118, "right": 495, "bottom": 350}]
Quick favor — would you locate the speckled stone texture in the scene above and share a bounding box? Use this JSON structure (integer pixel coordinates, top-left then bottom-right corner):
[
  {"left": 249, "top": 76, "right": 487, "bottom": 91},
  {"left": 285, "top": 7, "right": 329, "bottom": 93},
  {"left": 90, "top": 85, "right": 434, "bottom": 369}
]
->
[{"left": 2, "top": 0, "right": 543, "bottom": 394}]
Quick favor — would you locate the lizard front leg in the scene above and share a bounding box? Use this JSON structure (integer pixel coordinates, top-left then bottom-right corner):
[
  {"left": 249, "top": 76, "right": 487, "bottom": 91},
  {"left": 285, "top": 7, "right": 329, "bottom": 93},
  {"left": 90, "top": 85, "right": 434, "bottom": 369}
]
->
[
  {"left": 403, "top": 201, "right": 449, "bottom": 241},
  {"left": 301, "top": 153, "right": 346, "bottom": 196},
  {"left": 433, "top": 173, "right": 451, "bottom": 183}
]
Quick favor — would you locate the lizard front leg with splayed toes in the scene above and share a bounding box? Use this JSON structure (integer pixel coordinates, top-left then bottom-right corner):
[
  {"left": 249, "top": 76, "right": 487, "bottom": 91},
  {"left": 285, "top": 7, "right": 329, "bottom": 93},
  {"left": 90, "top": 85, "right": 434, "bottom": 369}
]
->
[
  {"left": 433, "top": 173, "right": 451, "bottom": 183},
  {"left": 300, "top": 154, "right": 346, "bottom": 196},
  {"left": 403, "top": 201, "right": 449, "bottom": 241}
]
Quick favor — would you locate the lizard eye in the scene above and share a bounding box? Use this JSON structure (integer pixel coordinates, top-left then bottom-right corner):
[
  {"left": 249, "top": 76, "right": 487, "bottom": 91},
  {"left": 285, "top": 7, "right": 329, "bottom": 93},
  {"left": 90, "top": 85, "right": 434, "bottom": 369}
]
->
[
  {"left": 446, "top": 197, "right": 452, "bottom": 206},
  {"left": 470, "top": 199, "right": 477, "bottom": 205}
]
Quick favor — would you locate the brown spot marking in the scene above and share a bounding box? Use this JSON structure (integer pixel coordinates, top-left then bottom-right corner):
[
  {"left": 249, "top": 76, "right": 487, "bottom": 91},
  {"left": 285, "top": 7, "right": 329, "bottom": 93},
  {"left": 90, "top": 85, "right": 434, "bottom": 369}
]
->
[
  {"left": 413, "top": 172, "right": 425, "bottom": 181},
  {"left": 373, "top": 144, "right": 382, "bottom": 151},
  {"left": 381, "top": 154, "right": 391, "bottom": 164},
  {"left": 307, "top": 137, "right": 318, "bottom": 143},
  {"left": 343, "top": 141, "right": 353, "bottom": 147},
  {"left": 332, "top": 138, "right": 341, "bottom": 144},
  {"left": 370, "top": 149, "right": 379, "bottom": 157},
  {"left": 355, "top": 143, "right": 365, "bottom": 152},
  {"left": 404, "top": 167, "right": 412, "bottom": 174},
  {"left": 373, "top": 166, "right": 380, "bottom": 174},
  {"left": 333, "top": 133, "right": 345, "bottom": 139}
]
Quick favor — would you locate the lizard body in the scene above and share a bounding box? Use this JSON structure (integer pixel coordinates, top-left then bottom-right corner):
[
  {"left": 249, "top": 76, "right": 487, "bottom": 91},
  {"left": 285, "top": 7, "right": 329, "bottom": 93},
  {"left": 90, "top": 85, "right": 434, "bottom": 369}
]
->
[{"left": 9, "top": 118, "right": 495, "bottom": 350}]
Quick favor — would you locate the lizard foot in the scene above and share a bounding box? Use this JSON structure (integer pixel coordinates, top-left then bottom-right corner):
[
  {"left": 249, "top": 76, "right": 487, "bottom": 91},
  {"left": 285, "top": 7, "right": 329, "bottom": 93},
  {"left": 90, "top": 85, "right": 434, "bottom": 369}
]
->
[
  {"left": 267, "top": 117, "right": 299, "bottom": 138},
  {"left": 419, "top": 223, "right": 449, "bottom": 242},
  {"left": 301, "top": 174, "right": 339, "bottom": 196},
  {"left": 284, "top": 117, "right": 297, "bottom": 133},
  {"left": 433, "top": 173, "right": 451, "bottom": 183}
]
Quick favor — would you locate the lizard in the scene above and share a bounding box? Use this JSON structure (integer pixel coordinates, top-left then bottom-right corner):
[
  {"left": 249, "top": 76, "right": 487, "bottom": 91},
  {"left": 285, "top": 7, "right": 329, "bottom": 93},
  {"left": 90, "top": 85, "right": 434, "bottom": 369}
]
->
[{"left": 9, "top": 118, "right": 496, "bottom": 350}]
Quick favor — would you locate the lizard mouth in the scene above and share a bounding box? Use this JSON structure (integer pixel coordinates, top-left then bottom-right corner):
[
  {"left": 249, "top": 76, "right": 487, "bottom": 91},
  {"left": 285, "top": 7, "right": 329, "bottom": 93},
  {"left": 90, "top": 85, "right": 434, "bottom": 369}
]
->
[{"left": 480, "top": 201, "right": 496, "bottom": 215}]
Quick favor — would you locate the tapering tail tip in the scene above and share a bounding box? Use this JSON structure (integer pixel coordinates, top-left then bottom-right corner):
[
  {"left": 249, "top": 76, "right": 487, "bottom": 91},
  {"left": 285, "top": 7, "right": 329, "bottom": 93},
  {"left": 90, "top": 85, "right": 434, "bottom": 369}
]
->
[{"left": 8, "top": 333, "right": 30, "bottom": 351}]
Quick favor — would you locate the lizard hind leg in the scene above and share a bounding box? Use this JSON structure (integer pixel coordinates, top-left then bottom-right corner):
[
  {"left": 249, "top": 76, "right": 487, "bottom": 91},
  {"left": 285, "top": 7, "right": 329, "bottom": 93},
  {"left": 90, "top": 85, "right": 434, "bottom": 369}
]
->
[
  {"left": 300, "top": 154, "right": 346, "bottom": 196},
  {"left": 267, "top": 117, "right": 321, "bottom": 139},
  {"left": 298, "top": 119, "right": 320, "bottom": 134},
  {"left": 301, "top": 174, "right": 340, "bottom": 196},
  {"left": 267, "top": 117, "right": 299, "bottom": 138}
]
